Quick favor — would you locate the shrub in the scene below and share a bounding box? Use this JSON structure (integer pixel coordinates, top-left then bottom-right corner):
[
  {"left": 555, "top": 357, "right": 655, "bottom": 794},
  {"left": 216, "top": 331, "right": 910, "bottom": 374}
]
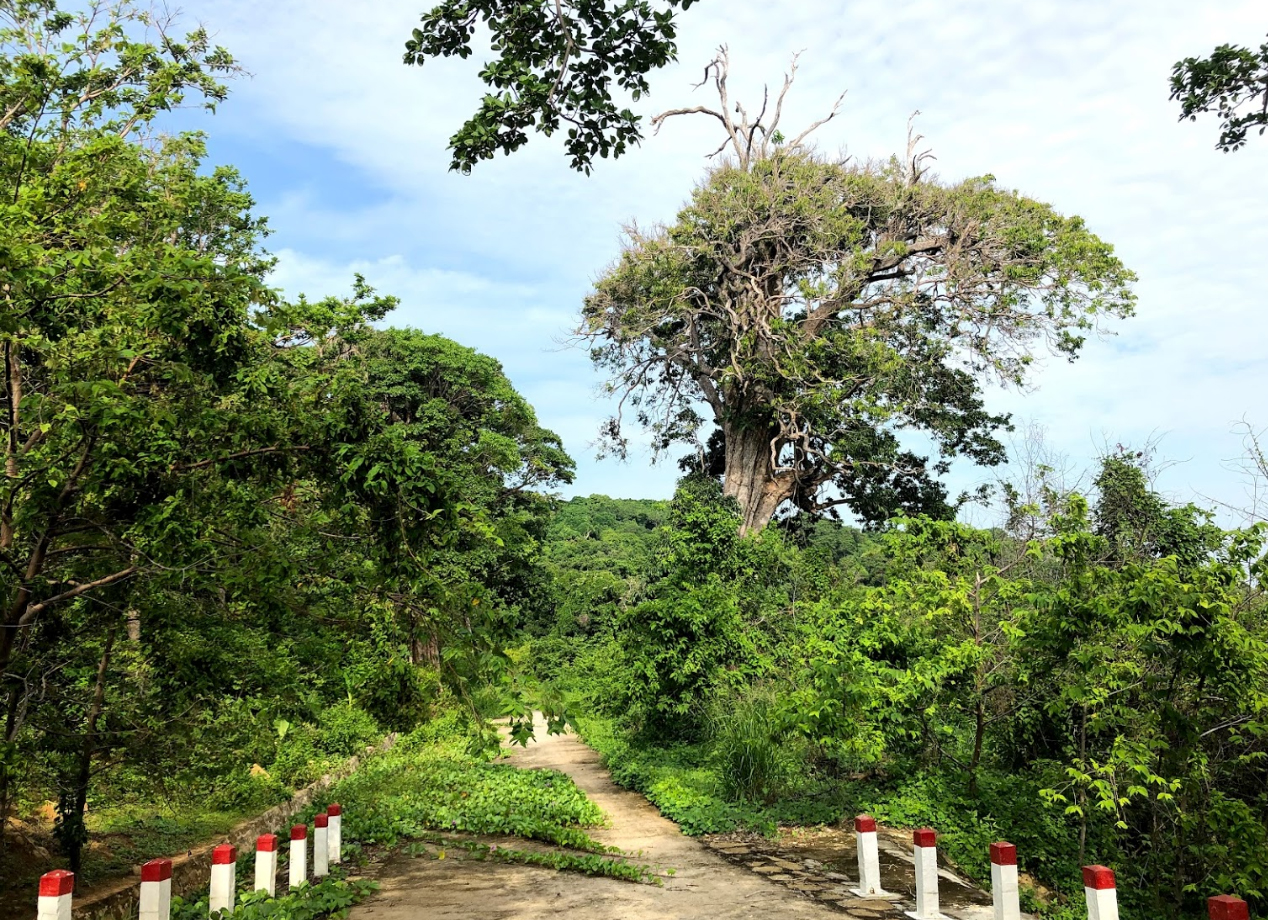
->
[{"left": 316, "top": 702, "right": 381, "bottom": 757}]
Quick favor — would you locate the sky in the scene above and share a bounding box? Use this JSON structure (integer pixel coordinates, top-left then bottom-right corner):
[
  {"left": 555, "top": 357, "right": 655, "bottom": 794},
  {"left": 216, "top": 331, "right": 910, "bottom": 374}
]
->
[{"left": 174, "top": 0, "right": 1267, "bottom": 524}]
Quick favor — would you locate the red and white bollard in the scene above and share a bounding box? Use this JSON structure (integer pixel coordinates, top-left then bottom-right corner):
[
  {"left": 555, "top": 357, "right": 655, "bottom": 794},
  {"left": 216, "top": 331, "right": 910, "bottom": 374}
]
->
[
  {"left": 314, "top": 813, "right": 329, "bottom": 878},
  {"left": 906, "top": 828, "right": 943, "bottom": 920},
  {"left": 1209, "top": 895, "right": 1250, "bottom": 920},
  {"left": 209, "top": 844, "right": 236, "bottom": 914},
  {"left": 328, "top": 802, "right": 343, "bottom": 864},
  {"left": 1082, "top": 866, "right": 1118, "bottom": 920},
  {"left": 140, "top": 858, "right": 172, "bottom": 920},
  {"left": 255, "top": 834, "right": 279, "bottom": 895},
  {"left": 990, "top": 842, "right": 1020, "bottom": 920},
  {"left": 289, "top": 824, "right": 308, "bottom": 890},
  {"left": 37, "top": 870, "right": 74, "bottom": 920},
  {"left": 851, "top": 814, "right": 888, "bottom": 896}
]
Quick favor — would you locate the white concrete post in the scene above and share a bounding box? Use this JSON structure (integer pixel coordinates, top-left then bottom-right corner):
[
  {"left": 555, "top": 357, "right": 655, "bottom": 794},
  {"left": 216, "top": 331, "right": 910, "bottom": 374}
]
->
[
  {"left": 254, "top": 834, "right": 279, "bottom": 895},
  {"left": 991, "top": 842, "right": 1020, "bottom": 920},
  {"left": 313, "top": 813, "right": 329, "bottom": 878},
  {"left": 906, "top": 828, "right": 943, "bottom": 920},
  {"left": 139, "top": 858, "right": 172, "bottom": 920},
  {"left": 327, "top": 802, "right": 343, "bottom": 864},
  {"left": 1209, "top": 895, "right": 1250, "bottom": 920},
  {"left": 37, "top": 870, "right": 73, "bottom": 920},
  {"left": 851, "top": 814, "right": 888, "bottom": 896},
  {"left": 1083, "top": 866, "right": 1118, "bottom": 920},
  {"left": 289, "top": 824, "right": 308, "bottom": 890},
  {"left": 209, "top": 844, "right": 236, "bottom": 915}
]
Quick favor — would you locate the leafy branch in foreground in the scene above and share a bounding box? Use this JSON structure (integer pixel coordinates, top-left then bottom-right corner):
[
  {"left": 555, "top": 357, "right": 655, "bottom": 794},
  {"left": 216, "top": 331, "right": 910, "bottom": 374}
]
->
[
  {"left": 1171, "top": 33, "right": 1268, "bottom": 152},
  {"left": 403, "top": 0, "right": 699, "bottom": 173}
]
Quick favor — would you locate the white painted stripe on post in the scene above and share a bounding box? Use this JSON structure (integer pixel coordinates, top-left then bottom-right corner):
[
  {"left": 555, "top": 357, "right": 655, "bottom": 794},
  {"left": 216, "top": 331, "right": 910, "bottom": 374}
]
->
[
  {"left": 850, "top": 815, "right": 888, "bottom": 897},
  {"left": 991, "top": 842, "right": 1020, "bottom": 920},
  {"left": 1083, "top": 866, "right": 1118, "bottom": 920},
  {"left": 289, "top": 825, "right": 308, "bottom": 890},
  {"left": 37, "top": 871, "right": 73, "bottom": 920},
  {"left": 906, "top": 830, "right": 943, "bottom": 920},
  {"left": 314, "top": 813, "right": 329, "bottom": 878},
  {"left": 140, "top": 859, "right": 172, "bottom": 920},
  {"left": 328, "top": 803, "right": 343, "bottom": 864},
  {"left": 255, "top": 834, "right": 279, "bottom": 895},
  {"left": 209, "top": 845, "right": 236, "bottom": 914}
]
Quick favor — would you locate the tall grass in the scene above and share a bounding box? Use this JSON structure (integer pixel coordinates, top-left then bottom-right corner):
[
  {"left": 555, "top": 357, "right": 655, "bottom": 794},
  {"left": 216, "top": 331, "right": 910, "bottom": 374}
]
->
[{"left": 707, "top": 688, "right": 798, "bottom": 804}]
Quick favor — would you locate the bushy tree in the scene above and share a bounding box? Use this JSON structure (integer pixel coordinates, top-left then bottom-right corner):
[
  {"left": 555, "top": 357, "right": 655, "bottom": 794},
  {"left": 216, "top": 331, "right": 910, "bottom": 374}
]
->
[{"left": 580, "top": 54, "right": 1136, "bottom": 534}]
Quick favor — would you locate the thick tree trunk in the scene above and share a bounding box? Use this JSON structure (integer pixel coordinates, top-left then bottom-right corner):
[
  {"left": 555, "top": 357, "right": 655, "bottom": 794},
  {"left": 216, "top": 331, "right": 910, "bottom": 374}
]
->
[{"left": 721, "top": 423, "right": 792, "bottom": 534}]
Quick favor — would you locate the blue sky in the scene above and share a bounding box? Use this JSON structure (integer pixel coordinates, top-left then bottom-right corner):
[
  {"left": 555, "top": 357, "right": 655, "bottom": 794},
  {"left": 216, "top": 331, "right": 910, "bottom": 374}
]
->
[{"left": 178, "top": 0, "right": 1267, "bottom": 524}]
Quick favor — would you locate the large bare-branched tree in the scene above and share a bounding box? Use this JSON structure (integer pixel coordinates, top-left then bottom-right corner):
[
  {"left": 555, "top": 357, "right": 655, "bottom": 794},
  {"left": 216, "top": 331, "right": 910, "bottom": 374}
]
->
[{"left": 578, "top": 49, "right": 1137, "bottom": 534}]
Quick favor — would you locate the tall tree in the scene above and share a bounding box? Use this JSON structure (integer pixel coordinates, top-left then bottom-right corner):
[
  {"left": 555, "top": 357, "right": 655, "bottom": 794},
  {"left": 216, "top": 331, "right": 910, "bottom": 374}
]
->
[
  {"left": 403, "top": 0, "right": 699, "bottom": 173},
  {"left": 1171, "top": 33, "right": 1268, "bottom": 152},
  {"left": 0, "top": 0, "right": 282, "bottom": 849},
  {"left": 578, "top": 52, "right": 1137, "bottom": 534}
]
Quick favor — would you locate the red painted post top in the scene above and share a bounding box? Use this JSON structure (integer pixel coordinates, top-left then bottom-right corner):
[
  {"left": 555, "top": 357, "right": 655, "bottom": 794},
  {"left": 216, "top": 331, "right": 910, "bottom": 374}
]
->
[
  {"left": 212, "top": 844, "right": 237, "bottom": 865},
  {"left": 1082, "top": 865, "right": 1116, "bottom": 890},
  {"left": 257, "top": 833, "right": 279, "bottom": 852},
  {"left": 1209, "top": 895, "right": 1250, "bottom": 920},
  {"left": 314, "top": 812, "right": 329, "bottom": 828},
  {"left": 327, "top": 803, "right": 342, "bottom": 817},
  {"left": 39, "top": 870, "right": 74, "bottom": 897},
  {"left": 854, "top": 815, "right": 877, "bottom": 833},
  {"left": 990, "top": 842, "right": 1018, "bottom": 866},
  {"left": 913, "top": 828, "right": 937, "bottom": 848},
  {"left": 141, "top": 858, "right": 173, "bottom": 882},
  {"left": 291, "top": 824, "right": 307, "bottom": 841}
]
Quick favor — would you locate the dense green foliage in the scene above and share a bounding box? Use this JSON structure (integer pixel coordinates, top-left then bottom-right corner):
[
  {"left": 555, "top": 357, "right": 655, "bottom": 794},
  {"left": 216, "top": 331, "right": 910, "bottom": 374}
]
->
[
  {"left": 0, "top": 0, "right": 573, "bottom": 892},
  {"left": 532, "top": 460, "right": 1268, "bottom": 920}
]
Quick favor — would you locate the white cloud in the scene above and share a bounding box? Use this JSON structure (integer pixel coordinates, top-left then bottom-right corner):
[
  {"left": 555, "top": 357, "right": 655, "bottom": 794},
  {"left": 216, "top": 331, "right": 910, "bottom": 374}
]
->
[{"left": 188, "top": 0, "right": 1268, "bottom": 516}]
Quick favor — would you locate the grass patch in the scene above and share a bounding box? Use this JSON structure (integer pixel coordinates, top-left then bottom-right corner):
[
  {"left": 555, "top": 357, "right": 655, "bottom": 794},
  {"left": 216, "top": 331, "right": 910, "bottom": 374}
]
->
[
  {"left": 313, "top": 722, "right": 654, "bottom": 885},
  {"left": 330, "top": 733, "right": 607, "bottom": 851},
  {"left": 578, "top": 716, "right": 844, "bottom": 836}
]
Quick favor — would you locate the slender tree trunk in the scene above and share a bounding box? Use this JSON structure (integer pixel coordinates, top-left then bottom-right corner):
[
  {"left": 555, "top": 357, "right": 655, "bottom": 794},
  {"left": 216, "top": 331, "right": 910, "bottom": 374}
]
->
[
  {"left": 969, "top": 572, "right": 985, "bottom": 798},
  {"left": 0, "top": 683, "right": 18, "bottom": 857},
  {"left": 969, "top": 699, "right": 986, "bottom": 799},
  {"left": 2, "top": 340, "right": 19, "bottom": 548},
  {"left": 1077, "top": 705, "right": 1088, "bottom": 867},
  {"left": 721, "top": 422, "right": 792, "bottom": 534},
  {"left": 66, "top": 626, "right": 117, "bottom": 874}
]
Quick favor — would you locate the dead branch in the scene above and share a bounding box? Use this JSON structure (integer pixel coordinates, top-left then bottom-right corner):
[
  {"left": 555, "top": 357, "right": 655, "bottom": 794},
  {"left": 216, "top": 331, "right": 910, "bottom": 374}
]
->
[{"left": 651, "top": 46, "right": 846, "bottom": 168}]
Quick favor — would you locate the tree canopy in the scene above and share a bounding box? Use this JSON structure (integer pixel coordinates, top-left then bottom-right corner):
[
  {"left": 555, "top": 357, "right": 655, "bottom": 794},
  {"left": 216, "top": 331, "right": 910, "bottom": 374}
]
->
[
  {"left": 403, "top": 0, "right": 699, "bottom": 173},
  {"left": 579, "top": 59, "right": 1136, "bottom": 534}
]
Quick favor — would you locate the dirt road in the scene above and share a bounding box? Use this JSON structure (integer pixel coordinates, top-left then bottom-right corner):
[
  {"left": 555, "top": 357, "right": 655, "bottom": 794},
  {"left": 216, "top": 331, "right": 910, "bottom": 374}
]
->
[{"left": 350, "top": 717, "right": 863, "bottom": 920}]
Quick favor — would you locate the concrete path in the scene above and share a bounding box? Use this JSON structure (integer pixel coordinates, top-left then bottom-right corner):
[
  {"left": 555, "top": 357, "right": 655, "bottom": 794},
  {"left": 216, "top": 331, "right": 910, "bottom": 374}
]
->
[{"left": 350, "top": 716, "right": 856, "bottom": 920}]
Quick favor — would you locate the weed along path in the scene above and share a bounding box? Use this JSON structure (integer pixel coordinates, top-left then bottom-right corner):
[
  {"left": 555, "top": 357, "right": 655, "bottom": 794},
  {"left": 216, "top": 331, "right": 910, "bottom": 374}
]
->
[{"left": 350, "top": 716, "right": 998, "bottom": 920}]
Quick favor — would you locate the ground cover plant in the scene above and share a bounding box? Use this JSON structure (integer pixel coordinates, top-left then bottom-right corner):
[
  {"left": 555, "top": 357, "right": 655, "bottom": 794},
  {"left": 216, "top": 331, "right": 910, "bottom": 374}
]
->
[{"left": 159, "top": 715, "right": 654, "bottom": 918}]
